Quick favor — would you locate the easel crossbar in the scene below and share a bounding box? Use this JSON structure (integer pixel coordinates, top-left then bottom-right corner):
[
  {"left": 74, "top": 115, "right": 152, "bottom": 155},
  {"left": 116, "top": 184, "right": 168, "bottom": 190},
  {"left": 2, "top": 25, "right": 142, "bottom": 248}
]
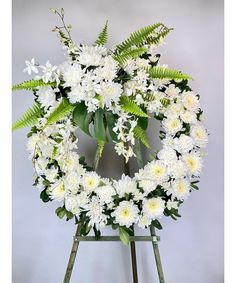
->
[{"left": 73, "top": 236, "right": 160, "bottom": 242}]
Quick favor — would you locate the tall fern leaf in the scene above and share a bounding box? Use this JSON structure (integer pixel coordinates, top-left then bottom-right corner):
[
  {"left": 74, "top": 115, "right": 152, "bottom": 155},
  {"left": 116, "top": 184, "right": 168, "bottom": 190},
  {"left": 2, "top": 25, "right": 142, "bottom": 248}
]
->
[
  {"left": 45, "top": 98, "right": 75, "bottom": 126},
  {"left": 116, "top": 23, "right": 163, "bottom": 53},
  {"left": 95, "top": 21, "right": 108, "bottom": 46},
  {"left": 113, "top": 47, "right": 148, "bottom": 65},
  {"left": 12, "top": 79, "right": 56, "bottom": 91},
  {"left": 147, "top": 66, "right": 192, "bottom": 80},
  {"left": 12, "top": 103, "right": 42, "bottom": 131},
  {"left": 146, "top": 25, "right": 173, "bottom": 45},
  {"left": 133, "top": 126, "right": 150, "bottom": 148},
  {"left": 120, "top": 96, "right": 149, "bottom": 118}
]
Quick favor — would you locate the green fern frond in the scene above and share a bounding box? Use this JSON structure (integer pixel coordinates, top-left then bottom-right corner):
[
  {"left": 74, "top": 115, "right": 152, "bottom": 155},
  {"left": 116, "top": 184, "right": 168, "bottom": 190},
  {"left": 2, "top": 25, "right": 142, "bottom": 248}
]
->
[
  {"left": 120, "top": 96, "right": 149, "bottom": 118},
  {"left": 12, "top": 103, "right": 42, "bottom": 131},
  {"left": 116, "top": 23, "right": 163, "bottom": 53},
  {"left": 145, "top": 93, "right": 156, "bottom": 102},
  {"left": 12, "top": 79, "right": 56, "bottom": 91},
  {"left": 45, "top": 98, "right": 75, "bottom": 126},
  {"left": 147, "top": 66, "right": 193, "bottom": 80},
  {"left": 113, "top": 47, "right": 148, "bottom": 65},
  {"left": 146, "top": 26, "right": 173, "bottom": 45},
  {"left": 95, "top": 21, "right": 108, "bottom": 46},
  {"left": 133, "top": 126, "right": 150, "bottom": 148}
]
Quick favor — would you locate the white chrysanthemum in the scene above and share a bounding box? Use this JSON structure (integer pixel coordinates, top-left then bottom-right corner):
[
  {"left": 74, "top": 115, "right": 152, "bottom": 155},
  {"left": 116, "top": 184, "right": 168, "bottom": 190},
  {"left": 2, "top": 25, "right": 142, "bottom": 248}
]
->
[
  {"left": 135, "top": 169, "right": 157, "bottom": 193},
  {"left": 50, "top": 180, "right": 65, "bottom": 201},
  {"left": 85, "top": 196, "right": 107, "bottom": 227},
  {"left": 165, "top": 84, "right": 181, "bottom": 98},
  {"left": 157, "top": 148, "right": 177, "bottom": 164},
  {"left": 63, "top": 63, "right": 84, "bottom": 87},
  {"left": 97, "top": 82, "right": 122, "bottom": 107},
  {"left": 64, "top": 171, "right": 80, "bottom": 194},
  {"left": 163, "top": 117, "right": 183, "bottom": 135},
  {"left": 81, "top": 172, "right": 100, "bottom": 191},
  {"left": 115, "top": 174, "right": 137, "bottom": 197},
  {"left": 171, "top": 179, "right": 190, "bottom": 200},
  {"left": 112, "top": 201, "right": 139, "bottom": 227},
  {"left": 190, "top": 124, "right": 208, "bottom": 148},
  {"left": 138, "top": 214, "right": 152, "bottom": 229},
  {"left": 65, "top": 194, "right": 80, "bottom": 215},
  {"left": 168, "top": 160, "right": 187, "bottom": 179},
  {"left": 95, "top": 56, "right": 118, "bottom": 81},
  {"left": 164, "top": 103, "right": 182, "bottom": 118},
  {"left": 77, "top": 191, "right": 89, "bottom": 207},
  {"left": 182, "top": 152, "right": 203, "bottom": 176},
  {"left": 95, "top": 185, "right": 116, "bottom": 204},
  {"left": 27, "top": 133, "right": 41, "bottom": 156},
  {"left": 174, "top": 134, "right": 194, "bottom": 154},
  {"left": 181, "top": 91, "right": 200, "bottom": 112},
  {"left": 44, "top": 167, "right": 58, "bottom": 183},
  {"left": 142, "top": 198, "right": 165, "bottom": 219},
  {"left": 37, "top": 87, "right": 56, "bottom": 109},
  {"left": 166, "top": 199, "right": 179, "bottom": 210},
  {"left": 162, "top": 136, "right": 175, "bottom": 148},
  {"left": 146, "top": 160, "right": 168, "bottom": 182},
  {"left": 78, "top": 45, "right": 107, "bottom": 66},
  {"left": 68, "top": 85, "right": 86, "bottom": 104},
  {"left": 180, "top": 110, "right": 197, "bottom": 124}
]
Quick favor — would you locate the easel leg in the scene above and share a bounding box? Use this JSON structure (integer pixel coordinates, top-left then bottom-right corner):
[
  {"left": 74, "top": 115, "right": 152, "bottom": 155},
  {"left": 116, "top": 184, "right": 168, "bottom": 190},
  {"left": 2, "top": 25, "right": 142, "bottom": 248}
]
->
[
  {"left": 130, "top": 241, "right": 138, "bottom": 283},
  {"left": 63, "top": 225, "right": 81, "bottom": 283},
  {"left": 150, "top": 226, "right": 165, "bottom": 283}
]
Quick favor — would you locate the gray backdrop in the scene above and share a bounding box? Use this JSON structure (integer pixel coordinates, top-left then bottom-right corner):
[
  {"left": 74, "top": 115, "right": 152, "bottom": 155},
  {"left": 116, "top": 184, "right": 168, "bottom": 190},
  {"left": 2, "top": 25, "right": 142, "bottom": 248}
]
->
[{"left": 12, "top": 0, "right": 224, "bottom": 282}]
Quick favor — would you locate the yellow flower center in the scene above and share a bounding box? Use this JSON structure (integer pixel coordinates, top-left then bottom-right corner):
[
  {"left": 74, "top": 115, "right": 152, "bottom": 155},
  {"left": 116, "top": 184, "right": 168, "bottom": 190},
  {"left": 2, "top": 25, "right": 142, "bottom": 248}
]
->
[
  {"left": 121, "top": 208, "right": 131, "bottom": 218},
  {"left": 148, "top": 201, "right": 159, "bottom": 212},
  {"left": 153, "top": 166, "right": 165, "bottom": 177},
  {"left": 187, "top": 157, "right": 197, "bottom": 171},
  {"left": 178, "top": 182, "right": 186, "bottom": 193}
]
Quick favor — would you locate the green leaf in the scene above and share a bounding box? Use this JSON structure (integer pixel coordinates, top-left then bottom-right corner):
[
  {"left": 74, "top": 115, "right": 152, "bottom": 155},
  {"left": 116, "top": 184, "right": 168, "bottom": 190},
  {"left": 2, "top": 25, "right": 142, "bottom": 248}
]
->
[
  {"left": 106, "top": 112, "right": 118, "bottom": 142},
  {"left": 95, "top": 20, "right": 108, "bottom": 46},
  {"left": 119, "top": 227, "right": 130, "bottom": 245},
  {"left": 93, "top": 108, "right": 107, "bottom": 142},
  {"left": 55, "top": 207, "right": 66, "bottom": 219},
  {"left": 12, "top": 79, "right": 56, "bottom": 91},
  {"left": 46, "top": 98, "right": 75, "bottom": 126},
  {"left": 133, "top": 125, "right": 150, "bottom": 148},
  {"left": 12, "top": 102, "right": 42, "bottom": 131},
  {"left": 120, "top": 96, "right": 149, "bottom": 117},
  {"left": 152, "top": 220, "right": 163, "bottom": 230},
  {"left": 116, "top": 23, "right": 164, "bottom": 53},
  {"left": 147, "top": 66, "right": 193, "bottom": 80},
  {"left": 72, "top": 103, "right": 93, "bottom": 136},
  {"left": 40, "top": 189, "right": 50, "bottom": 203},
  {"left": 113, "top": 47, "right": 148, "bottom": 65},
  {"left": 66, "top": 210, "right": 74, "bottom": 220},
  {"left": 137, "top": 117, "right": 148, "bottom": 130}
]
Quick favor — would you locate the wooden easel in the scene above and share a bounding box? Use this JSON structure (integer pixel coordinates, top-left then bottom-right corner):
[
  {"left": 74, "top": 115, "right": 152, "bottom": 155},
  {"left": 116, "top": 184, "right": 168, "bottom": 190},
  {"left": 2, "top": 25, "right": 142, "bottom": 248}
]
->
[{"left": 63, "top": 144, "right": 165, "bottom": 283}]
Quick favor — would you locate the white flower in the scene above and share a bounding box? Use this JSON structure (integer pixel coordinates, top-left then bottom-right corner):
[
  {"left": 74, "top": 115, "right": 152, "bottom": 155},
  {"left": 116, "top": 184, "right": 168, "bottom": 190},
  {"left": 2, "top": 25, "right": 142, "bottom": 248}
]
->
[
  {"left": 157, "top": 148, "right": 177, "bottom": 164},
  {"left": 63, "top": 63, "right": 84, "bottom": 87},
  {"left": 112, "top": 201, "right": 139, "bottom": 227},
  {"left": 81, "top": 172, "right": 100, "bottom": 191},
  {"left": 23, "top": 58, "right": 38, "bottom": 75},
  {"left": 168, "top": 160, "right": 187, "bottom": 179},
  {"left": 97, "top": 82, "right": 123, "bottom": 107},
  {"left": 68, "top": 85, "right": 86, "bottom": 104},
  {"left": 182, "top": 152, "right": 203, "bottom": 176},
  {"left": 165, "top": 84, "right": 180, "bottom": 98},
  {"left": 162, "top": 136, "right": 175, "bottom": 148},
  {"left": 146, "top": 160, "right": 168, "bottom": 182},
  {"left": 115, "top": 174, "right": 137, "bottom": 197},
  {"left": 40, "top": 61, "right": 57, "bottom": 83},
  {"left": 95, "top": 56, "right": 118, "bottom": 81},
  {"left": 190, "top": 124, "right": 208, "bottom": 148},
  {"left": 64, "top": 171, "right": 80, "bottom": 194},
  {"left": 181, "top": 91, "right": 200, "bottom": 112},
  {"left": 78, "top": 45, "right": 107, "bottom": 66},
  {"left": 180, "top": 110, "right": 197, "bottom": 124},
  {"left": 95, "top": 185, "right": 116, "bottom": 204},
  {"left": 50, "top": 180, "right": 66, "bottom": 201},
  {"left": 142, "top": 198, "right": 165, "bottom": 220},
  {"left": 174, "top": 134, "right": 194, "bottom": 154},
  {"left": 85, "top": 196, "right": 106, "bottom": 227},
  {"left": 65, "top": 194, "right": 80, "bottom": 215},
  {"left": 171, "top": 179, "right": 190, "bottom": 200},
  {"left": 163, "top": 117, "right": 183, "bottom": 135},
  {"left": 138, "top": 214, "right": 152, "bottom": 229},
  {"left": 77, "top": 191, "right": 89, "bottom": 207},
  {"left": 37, "top": 86, "right": 56, "bottom": 108},
  {"left": 44, "top": 167, "right": 58, "bottom": 183},
  {"left": 166, "top": 199, "right": 179, "bottom": 210},
  {"left": 27, "top": 133, "right": 41, "bottom": 156}
]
